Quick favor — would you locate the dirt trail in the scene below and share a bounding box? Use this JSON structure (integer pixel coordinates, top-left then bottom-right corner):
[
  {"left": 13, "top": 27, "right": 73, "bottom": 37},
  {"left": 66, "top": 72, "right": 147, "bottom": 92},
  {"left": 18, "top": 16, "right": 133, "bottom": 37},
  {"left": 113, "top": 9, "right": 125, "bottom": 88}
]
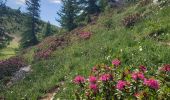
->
[
  {"left": 160, "top": 42, "right": 170, "bottom": 46},
  {"left": 6, "top": 33, "right": 21, "bottom": 48},
  {"left": 38, "top": 81, "right": 64, "bottom": 100}
]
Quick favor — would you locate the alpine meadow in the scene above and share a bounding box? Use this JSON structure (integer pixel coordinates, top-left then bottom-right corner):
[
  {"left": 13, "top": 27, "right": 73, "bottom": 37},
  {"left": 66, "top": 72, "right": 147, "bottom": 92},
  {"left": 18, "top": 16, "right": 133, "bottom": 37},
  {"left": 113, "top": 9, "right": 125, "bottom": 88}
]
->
[{"left": 0, "top": 0, "right": 170, "bottom": 99}]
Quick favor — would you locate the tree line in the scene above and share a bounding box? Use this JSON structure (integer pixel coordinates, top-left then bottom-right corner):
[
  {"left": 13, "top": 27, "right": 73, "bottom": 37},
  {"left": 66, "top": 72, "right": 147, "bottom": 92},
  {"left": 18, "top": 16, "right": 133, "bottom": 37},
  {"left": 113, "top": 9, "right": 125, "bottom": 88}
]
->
[
  {"left": 0, "top": 0, "right": 8, "bottom": 48},
  {"left": 0, "top": 0, "right": 139, "bottom": 48}
]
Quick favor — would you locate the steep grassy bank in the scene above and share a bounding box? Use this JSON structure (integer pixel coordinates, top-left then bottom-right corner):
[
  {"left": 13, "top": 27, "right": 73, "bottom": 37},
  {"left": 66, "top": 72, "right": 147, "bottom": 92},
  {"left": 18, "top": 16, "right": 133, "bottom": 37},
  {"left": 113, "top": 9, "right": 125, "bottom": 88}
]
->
[{"left": 0, "top": 2, "right": 170, "bottom": 99}]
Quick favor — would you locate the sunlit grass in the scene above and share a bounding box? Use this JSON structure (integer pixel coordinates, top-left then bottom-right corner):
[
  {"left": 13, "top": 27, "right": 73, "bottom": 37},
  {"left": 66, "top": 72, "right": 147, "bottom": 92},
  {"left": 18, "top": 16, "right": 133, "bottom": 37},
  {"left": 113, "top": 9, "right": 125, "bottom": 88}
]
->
[
  {"left": 0, "top": 3, "right": 170, "bottom": 99},
  {"left": 0, "top": 35, "right": 20, "bottom": 60}
]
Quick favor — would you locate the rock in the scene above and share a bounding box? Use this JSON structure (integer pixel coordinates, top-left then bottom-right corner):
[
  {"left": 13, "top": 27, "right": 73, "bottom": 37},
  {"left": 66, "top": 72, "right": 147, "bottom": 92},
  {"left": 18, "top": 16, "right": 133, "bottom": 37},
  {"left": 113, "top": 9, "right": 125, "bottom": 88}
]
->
[{"left": 7, "top": 65, "right": 32, "bottom": 87}]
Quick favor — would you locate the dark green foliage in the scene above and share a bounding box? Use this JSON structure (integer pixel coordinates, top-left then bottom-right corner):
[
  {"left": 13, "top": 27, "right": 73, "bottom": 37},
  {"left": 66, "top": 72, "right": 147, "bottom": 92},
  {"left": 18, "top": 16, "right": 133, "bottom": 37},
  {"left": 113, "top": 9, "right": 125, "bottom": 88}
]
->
[
  {"left": 0, "top": 0, "right": 9, "bottom": 48},
  {"left": 98, "top": 0, "right": 108, "bottom": 12},
  {"left": 44, "top": 21, "right": 52, "bottom": 37},
  {"left": 57, "top": 0, "right": 79, "bottom": 31},
  {"left": 85, "top": 0, "right": 100, "bottom": 14},
  {"left": 20, "top": 0, "right": 41, "bottom": 48},
  {"left": 79, "top": 0, "right": 100, "bottom": 15}
]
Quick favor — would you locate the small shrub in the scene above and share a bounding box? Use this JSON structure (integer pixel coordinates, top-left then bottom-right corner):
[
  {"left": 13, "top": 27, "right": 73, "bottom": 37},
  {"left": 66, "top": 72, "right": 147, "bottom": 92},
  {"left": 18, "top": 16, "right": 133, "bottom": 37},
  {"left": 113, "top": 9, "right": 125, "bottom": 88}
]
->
[
  {"left": 79, "top": 32, "right": 91, "bottom": 39},
  {"left": 0, "top": 57, "right": 26, "bottom": 79},
  {"left": 34, "top": 36, "right": 67, "bottom": 60},
  {"left": 138, "top": 0, "right": 151, "bottom": 6},
  {"left": 73, "top": 59, "right": 169, "bottom": 99},
  {"left": 122, "top": 13, "right": 141, "bottom": 28}
]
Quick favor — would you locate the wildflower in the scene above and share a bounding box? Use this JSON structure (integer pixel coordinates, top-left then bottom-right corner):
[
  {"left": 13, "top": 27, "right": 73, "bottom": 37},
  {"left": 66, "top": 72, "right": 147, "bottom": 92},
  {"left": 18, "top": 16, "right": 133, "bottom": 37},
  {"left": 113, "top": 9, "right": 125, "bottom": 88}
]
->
[
  {"left": 144, "top": 78, "right": 159, "bottom": 90},
  {"left": 106, "top": 55, "right": 111, "bottom": 60},
  {"left": 89, "top": 84, "right": 98, "bottom": 92},
  {"left": 160, "top": 64, "right": 170, "bottom": 72},
  {"left": 92, "top": 66, "right": 97, "bottom": 72},
  {"left": 112, "top": 59, "right": 121, "bottom": 66},
  {"left": 139, "top": 46, "right": 143, "bottom": 51},
  {"left": 116, "top": 80, "right": 127, "bottom": 90},
  {"left": 89, "top": 76, "right": 97, "bottom": 84},
  {"left": 74, "top": 75, "right": 85, "bottom": 84},
  {"left": 139, "top": 65, "right": 147, "bottom": 72},
  {"left": 131, "top": 72, "right": 145, "bottom": 80},
  {"left": 99, "top": 74, "right": 112, "bottom": 81},
  {"left": 120, "top": 49, "right": 123, "bottom": 52}
]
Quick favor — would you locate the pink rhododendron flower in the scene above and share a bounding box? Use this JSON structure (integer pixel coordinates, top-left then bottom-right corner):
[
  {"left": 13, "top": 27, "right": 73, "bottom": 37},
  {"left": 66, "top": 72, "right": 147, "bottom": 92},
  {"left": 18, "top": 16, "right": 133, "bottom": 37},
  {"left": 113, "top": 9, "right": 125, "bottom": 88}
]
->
[
  {"left": 112, "top": 59, "right": 121, "bottom": 66},
  {"left": 89, "top": 84, "right": 98, "bottom": 92},
  {"left": 131, "top": 72, "right": 145, "bottom": 80},
  {"left": 144, "top": 78, "right": 159, "bottom": 90},
  {"left": 79, "top": 32, "right": 91, "bottom": 39},
  {"left": 92, "top": 66, "right": 97, "bottom": 72},
  {"left": 160, "top": 64, "right": 170, "bottom": 72},
  {"left": 74, "top": 75, "right": 85, "bottom": 84},
  {"left": 139, "top": 65, "right": 147, "bottom": 72},
  {"left": 89, "top": 76, "right": 97, "bottom": 84},
  {"left": 116, "top": 80, "right": 127, "bottom": 90},
  {"left": 99, "top": 74, "right": 112, "bottom": 81}
]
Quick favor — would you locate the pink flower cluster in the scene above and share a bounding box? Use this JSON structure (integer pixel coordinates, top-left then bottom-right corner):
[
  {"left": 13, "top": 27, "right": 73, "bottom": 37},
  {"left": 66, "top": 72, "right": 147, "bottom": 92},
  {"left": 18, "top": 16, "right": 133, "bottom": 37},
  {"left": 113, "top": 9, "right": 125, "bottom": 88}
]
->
[
  {"left": 0, "top": 57, "right": 26, "bottom": 79},
  {"left": 89, "top": 76, "right": 97, "bottom": 84},
  {"left": 88, "top": 76, "right": 98, "bottom": 92},
  {"left": 74, "top": 75, "right": 85, "bottom": 84},
  {"left": 139, "top": 65, "right": 147, "bottom": 72},
  {"left": 79, "top": 32, "right": 91, "bottom": 39},
  {"left": 160, "top": 64, "right": 170, "bottom": 72},
  {"left": 73, "top": 59, "right": 167, "bottom": 99},
  {"left": 116, "top": 80, "right": 127, "bottom": 90},
  {"left": 112, "top": 59, "right": 121, "bottom": 66},
  {"left": 89, "top": 84, "right": 98, "bottom": 92},
  {"left": 131, "top": 72, "right": 145, "bottom": 80},
  {"left": 99, "top": 74, "right": 112, "bottom": 81},
  {"left": 35, "top": 36, "right": 66, "bottom": 60},
  {"left": 144, "top": 78, "right": 159, "bottom": 90},
  {"left": 35, "top": 49, "right": 53, "bottom": 60}
]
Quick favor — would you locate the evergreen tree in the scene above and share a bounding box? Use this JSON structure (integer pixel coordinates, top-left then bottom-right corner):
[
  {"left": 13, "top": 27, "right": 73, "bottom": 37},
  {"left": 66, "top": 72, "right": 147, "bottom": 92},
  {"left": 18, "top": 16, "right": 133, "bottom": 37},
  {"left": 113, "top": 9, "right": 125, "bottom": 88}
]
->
[
  {"left": 86, "top": 0, "right": 100, "bottom": 14},
  {"left": 80, "top": 0, "right": 100, "bottom": 14},
  {"left": 44, "top": 21, "right": 52, "bottom": 37},
  {"left": 99, "top": 0, "right": 108, "bottom": 12},
  {"left": 21, "top": 0, "right": 40, "bottom": 48},
  {"left": 57, "top": 0, "right": 79, "bottom": 31},
  {"left": 0, "top": 0, "right": 7, "bottom": 48}
]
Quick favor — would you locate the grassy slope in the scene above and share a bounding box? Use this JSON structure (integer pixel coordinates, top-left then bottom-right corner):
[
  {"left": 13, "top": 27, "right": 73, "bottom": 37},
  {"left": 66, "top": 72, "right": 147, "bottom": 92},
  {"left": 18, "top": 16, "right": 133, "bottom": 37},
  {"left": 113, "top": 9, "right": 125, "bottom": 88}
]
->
[
  {"left": 0, "top": 34, "right": 20, "bottom": 60},
  {"left": 0, "top": 3, "right": 170, "bottom": 99}
]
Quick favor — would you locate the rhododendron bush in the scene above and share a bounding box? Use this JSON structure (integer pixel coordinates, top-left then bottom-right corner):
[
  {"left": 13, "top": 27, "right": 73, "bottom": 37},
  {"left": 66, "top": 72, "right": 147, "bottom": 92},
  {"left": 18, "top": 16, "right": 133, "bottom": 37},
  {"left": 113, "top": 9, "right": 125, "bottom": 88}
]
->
[
  {"left": 79, "top": 32, "right": 91, "bottom": 39},
  {"left": 73, "top": 59, "right": 170, "bottom": 99},
  {"left": 0, "top": 57, "right": 26, "bottom": 79},
  {"left": 34, "top": 36, "right": 66, "bottom": 60}
]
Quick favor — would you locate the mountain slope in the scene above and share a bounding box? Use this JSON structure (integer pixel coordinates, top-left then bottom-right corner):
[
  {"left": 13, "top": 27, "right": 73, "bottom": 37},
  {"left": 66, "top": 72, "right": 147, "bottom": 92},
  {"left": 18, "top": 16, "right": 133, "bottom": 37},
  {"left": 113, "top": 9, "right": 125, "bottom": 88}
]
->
[
  {"left": 0, "top": 1, "right": 170, "bottom": 99},
  {"left": 0, "top": 7, "right": 59, "bottom": 60}
]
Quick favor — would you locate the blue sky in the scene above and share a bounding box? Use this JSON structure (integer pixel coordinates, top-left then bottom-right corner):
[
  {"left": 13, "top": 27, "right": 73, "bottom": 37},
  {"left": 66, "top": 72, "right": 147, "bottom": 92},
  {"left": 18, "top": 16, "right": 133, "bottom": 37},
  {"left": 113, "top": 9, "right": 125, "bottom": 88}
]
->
[{"left": 6, "top": 0, "right": 62, "bottom": 26}]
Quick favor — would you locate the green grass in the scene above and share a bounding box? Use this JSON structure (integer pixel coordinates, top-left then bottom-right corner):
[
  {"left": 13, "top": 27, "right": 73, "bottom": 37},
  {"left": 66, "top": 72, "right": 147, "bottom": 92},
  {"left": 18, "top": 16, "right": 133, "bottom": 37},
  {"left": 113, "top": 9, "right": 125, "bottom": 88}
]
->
[
  {"left": 0, "top": 36, "right": 19, "bottom": 60},
  {"left": 0, "top": 3, "right": 170, "bottom": 99}
]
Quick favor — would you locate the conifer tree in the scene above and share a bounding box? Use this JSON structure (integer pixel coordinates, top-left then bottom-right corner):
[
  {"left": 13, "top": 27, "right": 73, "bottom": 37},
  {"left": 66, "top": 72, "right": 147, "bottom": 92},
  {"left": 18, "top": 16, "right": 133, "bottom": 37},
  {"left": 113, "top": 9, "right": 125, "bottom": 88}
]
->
[
  {"left": 80, "top": 0, "right": 100, "bottom": 14},
  {"left": 99, "top": 0, "right": 108, "bottom": 12},
  {"left": 57, "top": 0, "right": 79, "bottom": 31},
  {"left": 86, "top": 0, "right": 100, "bottom": 14},
  {"left": 0, "top": 0, "right": 7, "bottom": 48},
  {"left": 44, "top": 21, "right": 52, "bottom": 37},
  {"left": 21, "top": 0, "right": 41, "bottom": 48}
]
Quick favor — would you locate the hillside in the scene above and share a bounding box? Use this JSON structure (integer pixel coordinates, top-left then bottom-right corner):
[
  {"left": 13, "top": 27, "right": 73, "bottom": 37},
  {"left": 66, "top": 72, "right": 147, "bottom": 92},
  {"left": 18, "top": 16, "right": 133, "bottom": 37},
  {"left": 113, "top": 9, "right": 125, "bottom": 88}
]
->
[
  {"left": 0, "top": 1, "right": 170, "bottom": 99},
  {"left": 0, "top": 7, "right": 59, "bottom": 60}
]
